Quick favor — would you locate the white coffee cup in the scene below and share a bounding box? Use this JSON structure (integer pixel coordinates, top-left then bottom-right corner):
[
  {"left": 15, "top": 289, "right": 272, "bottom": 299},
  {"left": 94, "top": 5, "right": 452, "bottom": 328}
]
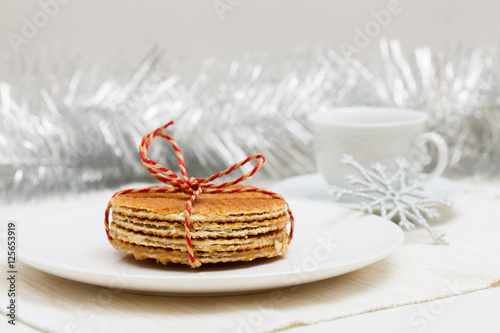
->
[{"left": 307, "top": 107, "right": 448, "bottom": 190}]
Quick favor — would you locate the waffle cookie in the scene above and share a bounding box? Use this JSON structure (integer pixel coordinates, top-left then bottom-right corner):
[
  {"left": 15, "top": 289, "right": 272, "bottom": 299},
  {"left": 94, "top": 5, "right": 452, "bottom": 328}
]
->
[{"left": 107, "top": 186, "right": 292, "bottom": 267}]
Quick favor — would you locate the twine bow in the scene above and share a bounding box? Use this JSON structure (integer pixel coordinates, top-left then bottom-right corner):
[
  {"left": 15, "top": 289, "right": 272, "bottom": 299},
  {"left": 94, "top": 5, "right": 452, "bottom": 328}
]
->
[{"left": 105, "top": 121, "right": 294, "bottom": 267}]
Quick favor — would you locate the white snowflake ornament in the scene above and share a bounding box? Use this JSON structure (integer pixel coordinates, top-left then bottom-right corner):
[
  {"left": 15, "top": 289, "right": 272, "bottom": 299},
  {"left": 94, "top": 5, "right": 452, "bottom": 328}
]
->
[{"left": 329, "top": 155, "right": 452, "bottom": 244}]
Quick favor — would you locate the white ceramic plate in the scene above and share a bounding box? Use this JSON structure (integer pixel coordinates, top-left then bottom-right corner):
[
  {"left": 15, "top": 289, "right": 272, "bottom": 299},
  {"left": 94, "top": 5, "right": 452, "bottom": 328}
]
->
[
  {"left": 3, "top": 198, "right": 403, "bottom": 296},
  {"left": 272, "top": 173, "right": 463, "bottom": 205}
]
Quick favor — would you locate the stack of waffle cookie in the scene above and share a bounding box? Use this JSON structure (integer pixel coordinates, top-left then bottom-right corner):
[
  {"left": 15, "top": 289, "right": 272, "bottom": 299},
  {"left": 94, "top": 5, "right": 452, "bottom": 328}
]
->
[{"left": 107, "top": 186, "right": 291, "bottom": 266}]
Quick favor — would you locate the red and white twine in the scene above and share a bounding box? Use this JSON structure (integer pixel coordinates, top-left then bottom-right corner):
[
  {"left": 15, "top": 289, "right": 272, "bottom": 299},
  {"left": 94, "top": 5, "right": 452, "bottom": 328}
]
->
[{"left": 104, "top": 121, "right": 294, "bottom": 268}]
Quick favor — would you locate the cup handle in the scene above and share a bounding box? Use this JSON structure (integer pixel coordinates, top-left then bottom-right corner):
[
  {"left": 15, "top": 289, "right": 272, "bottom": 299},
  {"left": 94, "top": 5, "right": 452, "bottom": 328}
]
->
[{"left": 415, "top": 132, "right": 449, "bottom": 180}]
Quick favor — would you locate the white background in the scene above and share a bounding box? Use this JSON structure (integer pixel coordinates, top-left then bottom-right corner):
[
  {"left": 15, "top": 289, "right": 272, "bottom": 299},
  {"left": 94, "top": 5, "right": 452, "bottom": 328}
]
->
[{"left": 0, "top": 0, "right": 499, "bottom": 77}]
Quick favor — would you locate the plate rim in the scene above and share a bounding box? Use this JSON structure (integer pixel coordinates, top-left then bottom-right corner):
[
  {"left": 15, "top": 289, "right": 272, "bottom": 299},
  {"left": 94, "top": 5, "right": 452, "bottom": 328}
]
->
[{"left": 272, "top": 173, "right": 463, "bottom": 203}]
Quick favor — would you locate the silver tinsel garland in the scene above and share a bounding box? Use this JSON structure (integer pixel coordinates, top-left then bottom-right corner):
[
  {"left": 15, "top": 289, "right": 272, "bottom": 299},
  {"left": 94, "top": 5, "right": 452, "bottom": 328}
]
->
[
  {"left": 1, "top": 49, "right": 181, "bottom": 201},
  {"left": 1, "top": 41, "right": 500, "bottom": 202},
  {"left": 357, "top": 40, "right": 500, "bottom": 177}
]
